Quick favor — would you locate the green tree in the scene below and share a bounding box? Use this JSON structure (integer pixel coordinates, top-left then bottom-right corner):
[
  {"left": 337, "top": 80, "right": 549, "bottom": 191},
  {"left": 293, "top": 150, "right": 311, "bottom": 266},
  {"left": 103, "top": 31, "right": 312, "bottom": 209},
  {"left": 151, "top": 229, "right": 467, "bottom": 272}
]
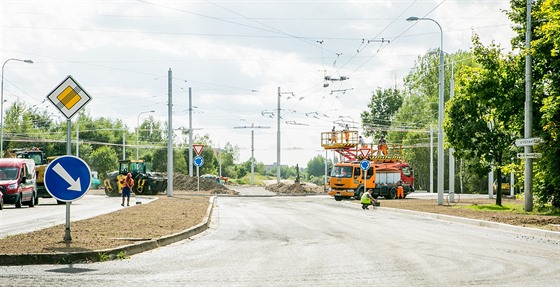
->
[
  {"left": 361, "top": 87, "right": 403, "bottom": 140},
  {"left": 445, "top": 35, "right": 522, "bottom": 206},
  {"left": 89, "top": 145, "right": 119, "bottom": 179},
  {"left": 152, "top": 148, "right": 187, "bottom": 173},
  {"left": 306, "top": 155, "right": 329, "bottom": 178},
  {"left": 506, "top": 0, "right": 560, "bottom": 207}
]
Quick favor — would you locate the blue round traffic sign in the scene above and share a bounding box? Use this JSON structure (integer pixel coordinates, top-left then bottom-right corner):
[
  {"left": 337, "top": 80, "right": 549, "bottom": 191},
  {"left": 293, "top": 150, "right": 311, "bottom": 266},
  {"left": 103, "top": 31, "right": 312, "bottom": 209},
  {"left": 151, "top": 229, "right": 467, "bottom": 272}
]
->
[
  {"left": 360, "top": 159, "right": 370, "bottom": 171},
  {"left": 194, "top": 155, "right": 204, "bottom": 167},
  {"left": 44, "top": 155, "right": 92, "bottom": 202}
]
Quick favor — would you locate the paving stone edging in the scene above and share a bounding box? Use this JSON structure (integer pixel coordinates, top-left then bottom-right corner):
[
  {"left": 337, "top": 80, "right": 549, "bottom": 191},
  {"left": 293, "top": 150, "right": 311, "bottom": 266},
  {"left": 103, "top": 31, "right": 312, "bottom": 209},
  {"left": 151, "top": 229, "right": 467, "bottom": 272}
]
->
[{"left": 0, "top": 197, "right": 216, "bottom": 266}]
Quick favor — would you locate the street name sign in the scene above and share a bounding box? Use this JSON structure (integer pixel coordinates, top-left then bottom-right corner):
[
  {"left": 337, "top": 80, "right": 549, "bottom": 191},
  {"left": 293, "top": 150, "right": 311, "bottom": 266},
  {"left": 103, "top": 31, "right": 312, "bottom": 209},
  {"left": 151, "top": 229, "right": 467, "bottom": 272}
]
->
[
  {"left": 515, "top": 137, "right": 543, "bottom": 147},
  {"left": 44, "top": 155, "right": 92, "bottom": 202},
  {"left": 47, "top": 75, "right": 92, "bottom": 119},
  {"left": 517, "top": 153, "right": 542, "bottom": 159}
]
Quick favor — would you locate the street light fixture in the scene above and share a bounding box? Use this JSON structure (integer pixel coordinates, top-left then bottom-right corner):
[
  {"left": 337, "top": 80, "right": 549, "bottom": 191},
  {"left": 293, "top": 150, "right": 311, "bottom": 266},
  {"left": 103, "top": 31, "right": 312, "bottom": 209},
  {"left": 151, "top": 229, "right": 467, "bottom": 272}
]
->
[
  {"left": 407, "top": 16, "right": 445, "bottom": 205},
  {"left": 1, "top": 58, "right": 33, "bottom": 157},
  {"left": 136, "top": 110, "right": 155, "bottom": 159}
]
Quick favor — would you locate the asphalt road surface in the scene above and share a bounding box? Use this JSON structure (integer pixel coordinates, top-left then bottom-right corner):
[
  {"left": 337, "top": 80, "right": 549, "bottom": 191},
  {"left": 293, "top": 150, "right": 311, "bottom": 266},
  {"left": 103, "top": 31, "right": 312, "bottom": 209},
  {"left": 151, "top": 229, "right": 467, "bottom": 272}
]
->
[{"left": 1, "top": 195, "right": 559, "bottom": 287}]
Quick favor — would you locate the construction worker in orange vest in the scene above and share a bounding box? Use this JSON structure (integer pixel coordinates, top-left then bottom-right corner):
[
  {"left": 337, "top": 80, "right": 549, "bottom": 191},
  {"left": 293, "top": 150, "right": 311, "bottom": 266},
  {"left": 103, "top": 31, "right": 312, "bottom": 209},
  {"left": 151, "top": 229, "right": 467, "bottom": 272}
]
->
[
  {"left": 121, "top": 173, "right": 134, "bottom": 206},
  {"left": 397, "top": 181, "right": 404, "bottom": 199}
]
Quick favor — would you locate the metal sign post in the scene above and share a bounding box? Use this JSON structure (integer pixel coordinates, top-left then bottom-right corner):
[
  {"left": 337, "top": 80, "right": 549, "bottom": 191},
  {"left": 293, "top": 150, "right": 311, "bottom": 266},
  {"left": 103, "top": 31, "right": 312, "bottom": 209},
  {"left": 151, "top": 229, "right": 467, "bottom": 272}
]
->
[
  {"left": 194, "top": 155, "right": 204, "bottom": 192},
  {"left": 360, "top": 160, "right": 371, "bottom": 195},
  {"left": 46, "top": 75, "right": 92, "bottom": 242}
]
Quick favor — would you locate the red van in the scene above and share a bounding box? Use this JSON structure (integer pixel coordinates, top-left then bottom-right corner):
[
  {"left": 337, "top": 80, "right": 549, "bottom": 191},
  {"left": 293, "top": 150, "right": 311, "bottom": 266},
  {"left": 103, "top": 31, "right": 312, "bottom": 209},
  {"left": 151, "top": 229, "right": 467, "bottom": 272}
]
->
[{"left": 0, "top": 158, "right": 37, "bottom": 208}]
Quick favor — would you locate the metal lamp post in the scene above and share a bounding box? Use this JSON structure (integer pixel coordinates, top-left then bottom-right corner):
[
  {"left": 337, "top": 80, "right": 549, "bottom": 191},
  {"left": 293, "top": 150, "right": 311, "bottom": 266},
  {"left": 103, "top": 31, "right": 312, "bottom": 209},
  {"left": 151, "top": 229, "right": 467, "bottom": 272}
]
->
[
  {"left": 407, "top": 16, "right": 445, "bottom": 205},
  {"left": 1, "top": 58, "right": 33, "bottom": 157},
  {"left": 136, "top": 110, "right": 155, "bottom": 159}
]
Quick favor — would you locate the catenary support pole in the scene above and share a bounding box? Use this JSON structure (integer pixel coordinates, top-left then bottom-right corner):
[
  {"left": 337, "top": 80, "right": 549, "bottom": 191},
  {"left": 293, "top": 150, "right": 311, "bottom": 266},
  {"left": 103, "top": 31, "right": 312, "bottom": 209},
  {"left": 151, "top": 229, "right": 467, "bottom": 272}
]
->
[
  {"left": 233, "top": 123, "right": 270, "bottom": 185},
  {"left": 523, "top": 0, "right": 533, "bottom": 211},
  {"left": 276, "top": 87, "right": 281, "bottom": 183},
  {"left": 167, "top": 68, "right": 173, "bottom": 197},
  {"left": 430, "top": 125, "right": 434, "bottom": 194},
  {"left": 189, "top": 87, "right": 193, "bottom": 177},
  {"left": 449, "top": 61, "right": 455, "bottom": 202}
]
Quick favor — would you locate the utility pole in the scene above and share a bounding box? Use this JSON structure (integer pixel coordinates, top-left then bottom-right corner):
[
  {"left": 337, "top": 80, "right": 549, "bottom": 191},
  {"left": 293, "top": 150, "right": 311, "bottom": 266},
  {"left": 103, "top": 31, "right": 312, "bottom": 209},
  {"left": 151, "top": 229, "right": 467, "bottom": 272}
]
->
[
  {"left": 122, "top": 132, "right": 125, "bottom": 160},
  {"left": 277, "top": 87, "right": 294, "bottom": 183},
  {"left": 430, "top": 125, "right": 434, "bottom": 194},
  {"left": 523, "top": 0, "right": 533, "bottom": 211},
  {"left": 167, "top": 68, "right": 173, "bottom": 197},
  {"left": 234, "top": 123, "right": 270, "bottom": 185},
  {"left": 277, "top": 87, "right": 281, "bottom": 183},
  {"left": 188, "top": 87, "right": 193, "bottom": 177}
]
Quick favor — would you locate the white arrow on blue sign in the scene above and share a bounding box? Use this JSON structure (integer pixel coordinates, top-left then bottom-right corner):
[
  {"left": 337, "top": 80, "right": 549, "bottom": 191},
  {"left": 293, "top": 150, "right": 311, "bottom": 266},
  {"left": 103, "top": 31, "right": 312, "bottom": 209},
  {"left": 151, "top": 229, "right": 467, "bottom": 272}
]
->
[
  {"left": 360, "top": 159, "right": 370, "bottom": 170},
  {"left": 194, "top": 155, "right": 204, "bottom": 167},
  {"left": 44, "top": 155, "right": 92, "bottom": 202}
]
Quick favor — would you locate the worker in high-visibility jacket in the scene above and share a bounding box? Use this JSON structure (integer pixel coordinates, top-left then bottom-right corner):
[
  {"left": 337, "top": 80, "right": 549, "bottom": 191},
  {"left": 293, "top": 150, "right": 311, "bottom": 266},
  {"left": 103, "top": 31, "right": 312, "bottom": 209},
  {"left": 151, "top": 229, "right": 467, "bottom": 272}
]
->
[
  {"left": 121, "top": 173, "right": 134, "bottom": 207},
  {"left": 361, "top": 189, "right": 378, "bottom": 209},
  {"left": 397, "top": 181, "right": 404, "bottom": 199}
]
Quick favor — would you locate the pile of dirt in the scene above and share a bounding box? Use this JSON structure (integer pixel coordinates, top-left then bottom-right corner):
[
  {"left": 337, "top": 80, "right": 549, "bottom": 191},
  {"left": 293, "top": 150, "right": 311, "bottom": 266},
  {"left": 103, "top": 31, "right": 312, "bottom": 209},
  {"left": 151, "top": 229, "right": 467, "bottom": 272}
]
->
[
  {"left": 265, "top": 182, "right": 323, "bottom": 194},
  {"left": 172, "top": 173, "right": 238, "bottom": 195}
]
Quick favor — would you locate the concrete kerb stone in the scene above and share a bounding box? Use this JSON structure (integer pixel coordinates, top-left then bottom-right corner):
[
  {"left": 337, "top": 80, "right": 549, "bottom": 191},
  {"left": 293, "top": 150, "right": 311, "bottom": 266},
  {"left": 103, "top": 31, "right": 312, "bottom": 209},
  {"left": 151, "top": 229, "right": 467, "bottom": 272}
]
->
[{"left": 0, "top": 196, "right": 217, "bottom": 266}]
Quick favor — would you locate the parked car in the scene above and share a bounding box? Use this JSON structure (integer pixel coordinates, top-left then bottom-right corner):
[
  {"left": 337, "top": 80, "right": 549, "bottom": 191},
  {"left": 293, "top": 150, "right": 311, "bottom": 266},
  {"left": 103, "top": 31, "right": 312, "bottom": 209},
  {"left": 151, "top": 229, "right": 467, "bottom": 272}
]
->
[
  {"left": 0, "top": 158, "right": 37, "bottom": 208},
  {"left": 201, "top": 174, "right": 228, "bottom": 184},
  {"left": 493, "top": 176, "right": 511, "bottom": 194}
]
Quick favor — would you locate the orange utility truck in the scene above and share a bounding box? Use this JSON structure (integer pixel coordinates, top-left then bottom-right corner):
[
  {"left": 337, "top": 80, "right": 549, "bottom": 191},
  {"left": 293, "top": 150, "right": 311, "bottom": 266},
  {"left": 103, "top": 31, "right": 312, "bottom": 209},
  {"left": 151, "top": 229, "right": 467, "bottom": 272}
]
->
[{"left": 321, "top": 130, "right": 414, "bottom": 201}]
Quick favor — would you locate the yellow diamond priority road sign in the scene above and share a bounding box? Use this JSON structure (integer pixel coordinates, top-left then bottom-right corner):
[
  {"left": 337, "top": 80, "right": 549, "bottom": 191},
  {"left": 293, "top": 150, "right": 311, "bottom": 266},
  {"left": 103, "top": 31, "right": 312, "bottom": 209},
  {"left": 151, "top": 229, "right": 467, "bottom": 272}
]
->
[{"left": 47, "top": 75, "right": 92, "bottom": 119}]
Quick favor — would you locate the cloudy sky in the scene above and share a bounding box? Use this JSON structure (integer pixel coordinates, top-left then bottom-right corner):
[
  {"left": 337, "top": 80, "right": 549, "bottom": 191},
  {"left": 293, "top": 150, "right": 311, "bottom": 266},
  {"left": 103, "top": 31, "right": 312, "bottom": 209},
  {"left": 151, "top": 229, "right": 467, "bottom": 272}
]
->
[{"left": 1, "top": 0, "right": 515, "bottom": 166}]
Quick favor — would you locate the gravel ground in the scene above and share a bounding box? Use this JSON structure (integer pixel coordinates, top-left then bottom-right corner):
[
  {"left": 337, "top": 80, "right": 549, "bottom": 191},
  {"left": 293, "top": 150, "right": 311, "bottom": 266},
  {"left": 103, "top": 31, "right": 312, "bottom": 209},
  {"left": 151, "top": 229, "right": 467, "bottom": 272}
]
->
[{"left": 0, "top": 185, "right": 558, "bottom": 255}]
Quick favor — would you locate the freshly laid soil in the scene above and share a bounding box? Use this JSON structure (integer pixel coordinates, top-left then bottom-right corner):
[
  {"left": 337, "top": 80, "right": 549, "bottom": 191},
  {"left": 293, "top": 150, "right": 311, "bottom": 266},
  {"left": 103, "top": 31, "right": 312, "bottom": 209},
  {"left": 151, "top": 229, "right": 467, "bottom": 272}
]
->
[
  {"left": 172, "top": 173, "right": 237, "bottom": 195},
  {"left": 0, "top": 195, "right": 210, "bottom": 254},
  {"left": 265, "top": 182, "right": 323, "bottom": 194}
]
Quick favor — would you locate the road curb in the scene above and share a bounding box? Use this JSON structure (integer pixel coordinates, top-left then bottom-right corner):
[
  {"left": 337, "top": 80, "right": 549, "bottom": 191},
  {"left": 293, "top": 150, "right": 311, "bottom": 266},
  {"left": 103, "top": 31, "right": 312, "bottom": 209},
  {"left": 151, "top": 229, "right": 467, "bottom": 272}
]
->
[
  {"left": 381, "top": 206, "right": 560, "bottom": 241},
  {"left": 0, "top": 196, "right": 216, "bottom": 266}
]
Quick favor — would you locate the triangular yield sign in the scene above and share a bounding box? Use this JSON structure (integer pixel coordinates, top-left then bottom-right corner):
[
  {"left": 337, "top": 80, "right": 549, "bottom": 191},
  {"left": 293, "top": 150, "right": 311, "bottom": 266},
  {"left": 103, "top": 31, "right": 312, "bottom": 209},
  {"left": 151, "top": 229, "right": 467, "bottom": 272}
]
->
[
  {"left": 193, "top": 144, "right": 205, "bottom": 156},
  {"left": 360, "top": 148, "right": 370, "bottom": 158}
]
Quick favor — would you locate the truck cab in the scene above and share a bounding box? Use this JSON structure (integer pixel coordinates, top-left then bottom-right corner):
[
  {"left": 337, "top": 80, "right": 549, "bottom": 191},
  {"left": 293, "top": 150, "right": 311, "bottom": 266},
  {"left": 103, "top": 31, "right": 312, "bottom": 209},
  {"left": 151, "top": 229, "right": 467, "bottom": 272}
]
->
[
  {"left": 328, "top": 161, "right": 376, "bottom": 201},
  {"left": 0, "top": 158, "right": 37, "bottom": 208}
]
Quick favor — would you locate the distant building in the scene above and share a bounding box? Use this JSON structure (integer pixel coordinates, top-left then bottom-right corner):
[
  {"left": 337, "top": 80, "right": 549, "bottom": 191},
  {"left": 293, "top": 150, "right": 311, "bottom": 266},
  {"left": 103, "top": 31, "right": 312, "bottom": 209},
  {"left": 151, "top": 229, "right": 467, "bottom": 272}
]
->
[{"left": 265, "top": 162, "right": 288, "bottom": 173}]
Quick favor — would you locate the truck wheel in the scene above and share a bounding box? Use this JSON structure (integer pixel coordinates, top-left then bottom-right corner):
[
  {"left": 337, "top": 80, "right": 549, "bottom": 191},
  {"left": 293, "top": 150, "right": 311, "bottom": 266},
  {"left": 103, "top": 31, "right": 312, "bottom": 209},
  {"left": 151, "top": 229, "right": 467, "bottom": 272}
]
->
[
  {"left": 15, "top": 194, "right": 22, "bottom": 208},
  {"left": 386, "top": 188, "right": 397, "bottom": 200},
  {"left": 334, "top": 195, "right": 342, "bottom": 201}
]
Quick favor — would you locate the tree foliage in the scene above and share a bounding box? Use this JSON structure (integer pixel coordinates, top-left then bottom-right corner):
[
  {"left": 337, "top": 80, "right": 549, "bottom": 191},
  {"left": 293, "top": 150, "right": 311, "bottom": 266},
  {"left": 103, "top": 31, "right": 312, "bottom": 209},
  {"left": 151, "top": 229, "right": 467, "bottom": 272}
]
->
[
  {"left": 361, "top": 87, "right": 403, "bottom": 140},
  {"left": 506, "top": 0, "right": 560, "bottom": 207},
  {"left": 445, "top": 35, "right": 523, "bottom": 205},
  {"left": 89, "top": 145, "right": 119, "bottom": 179}
]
